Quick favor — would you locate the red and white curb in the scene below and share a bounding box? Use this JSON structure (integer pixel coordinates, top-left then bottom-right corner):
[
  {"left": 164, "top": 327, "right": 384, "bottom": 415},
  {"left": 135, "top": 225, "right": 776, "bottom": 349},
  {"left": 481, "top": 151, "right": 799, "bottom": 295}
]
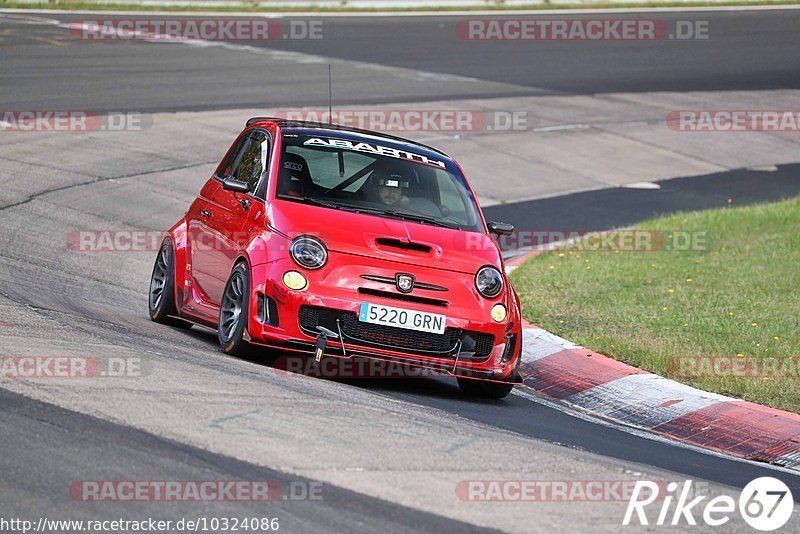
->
[
  {"left": 516, "top": 325, "right": 800, "bottom": 471},
  {"left": 506, "top": 250, "right": 800, "bottom": 471}
]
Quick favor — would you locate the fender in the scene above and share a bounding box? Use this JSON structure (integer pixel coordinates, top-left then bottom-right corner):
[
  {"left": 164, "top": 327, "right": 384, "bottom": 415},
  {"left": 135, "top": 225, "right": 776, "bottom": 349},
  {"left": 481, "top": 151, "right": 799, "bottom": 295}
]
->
[
  {"left": 166, "top": 218, "right": 188, "bottom": 313},
  {"left": 241, "top": 235, "right": 286, "bottom": 338}
]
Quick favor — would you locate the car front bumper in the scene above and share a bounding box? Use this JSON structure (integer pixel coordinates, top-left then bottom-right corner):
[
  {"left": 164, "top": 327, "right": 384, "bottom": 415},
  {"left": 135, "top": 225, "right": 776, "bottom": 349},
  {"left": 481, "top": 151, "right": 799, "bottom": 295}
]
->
[{"left": 247, "top": 257, "right": 522, "bottom": 381}]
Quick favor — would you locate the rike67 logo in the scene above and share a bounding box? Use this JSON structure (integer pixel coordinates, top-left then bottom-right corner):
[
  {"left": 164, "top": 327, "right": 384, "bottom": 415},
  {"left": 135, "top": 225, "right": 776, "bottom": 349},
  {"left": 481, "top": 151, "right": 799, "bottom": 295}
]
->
[{"left": 624, "top": 477, "right": 794, "bottom": 531}]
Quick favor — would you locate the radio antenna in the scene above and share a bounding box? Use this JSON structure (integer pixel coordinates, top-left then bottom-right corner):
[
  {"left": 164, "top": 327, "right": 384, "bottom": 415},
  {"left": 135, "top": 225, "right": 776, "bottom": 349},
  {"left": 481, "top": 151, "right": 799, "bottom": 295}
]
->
[{"left": 327, "top": 64, "right": 333, "bottom": 125}]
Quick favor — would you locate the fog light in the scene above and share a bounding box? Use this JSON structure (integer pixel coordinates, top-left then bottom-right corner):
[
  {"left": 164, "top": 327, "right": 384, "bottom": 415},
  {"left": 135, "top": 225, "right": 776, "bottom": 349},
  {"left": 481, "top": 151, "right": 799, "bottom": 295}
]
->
[
  {"left": 491, "top": 304, "right": 507, "bottom": 322},
  {"left": 283, "top": 271, "right": 308, "bottom": 290}
]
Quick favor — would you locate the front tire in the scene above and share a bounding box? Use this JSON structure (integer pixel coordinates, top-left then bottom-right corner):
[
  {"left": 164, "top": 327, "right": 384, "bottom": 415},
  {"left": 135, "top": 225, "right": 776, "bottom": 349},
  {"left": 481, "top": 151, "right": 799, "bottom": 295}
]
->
[
  {"left": 457, "top": 377, "right": 515, "bottom": 399},
  {"left": 148, "top": 238, "right": 189, "bottom": 328},
  {"left": 218, "top": 262, "right": 251, "bottom": 356}
]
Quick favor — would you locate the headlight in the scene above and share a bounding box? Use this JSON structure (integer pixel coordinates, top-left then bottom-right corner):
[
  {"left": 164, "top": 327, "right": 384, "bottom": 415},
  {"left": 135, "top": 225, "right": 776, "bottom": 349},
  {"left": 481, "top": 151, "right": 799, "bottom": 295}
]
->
[
  {"left": 475, "top": 266, "right": 503, "bottom": 298},
  {"left": 290, "top": 235, "right": 327, "bottom": 270}
]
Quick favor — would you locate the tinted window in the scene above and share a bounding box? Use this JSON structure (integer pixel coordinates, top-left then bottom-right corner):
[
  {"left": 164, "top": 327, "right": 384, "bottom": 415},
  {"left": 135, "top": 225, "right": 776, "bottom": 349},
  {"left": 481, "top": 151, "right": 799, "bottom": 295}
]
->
[
  {"left": 276, "top": 135, "right": 482, "bottom": 232},
  {"left": 231, "top": 131, "right": 270, "bottom": 194},
  {"left": 215, "top": 134, "right": 248, "bottom": 179}
]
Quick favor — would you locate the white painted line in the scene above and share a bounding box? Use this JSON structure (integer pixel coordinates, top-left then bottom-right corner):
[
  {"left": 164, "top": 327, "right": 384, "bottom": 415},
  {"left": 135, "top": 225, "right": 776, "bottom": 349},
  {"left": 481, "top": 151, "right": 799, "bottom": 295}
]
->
[
  {"left": 27, "top": 18, "right": 503, "bottom": 87},
  {"left": 746, "top": 164, "right": 779, "bottom": 172},
  {"left": 4, "top": 5, "right": 800, "bottom": 17},
  {"left": 0, "top": 13, "right": 63, "bottom": 24},
  {"left": 532, "top": 123, "right": 590, "bottom": 133},
  {"left": 520, "top": 327, "right": 571, "bottom": 363},
  {"left": 776, "top": 447, "right": 800, "bottom": 470},
  {"left": 623, "top": 181, "right": 661, "bottom": 190},
  {"left": 565, "top": 373, "right": 733, "bottom": 429},
  {"left": 525, "top": 326, "right": 583, "bottom": 351}
]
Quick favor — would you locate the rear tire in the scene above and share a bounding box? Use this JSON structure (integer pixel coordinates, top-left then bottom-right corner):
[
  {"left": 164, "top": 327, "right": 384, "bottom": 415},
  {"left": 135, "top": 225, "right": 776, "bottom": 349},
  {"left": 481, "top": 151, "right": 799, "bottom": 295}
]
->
[
  {"left": 457, "top": 377, "right": 514, "bottom": 399},
  {"left": 148, "top": 238, "right": 190, "bottom": 328},
  {"left": 218, "top": 262, "right": 251, "bottom": 356}
]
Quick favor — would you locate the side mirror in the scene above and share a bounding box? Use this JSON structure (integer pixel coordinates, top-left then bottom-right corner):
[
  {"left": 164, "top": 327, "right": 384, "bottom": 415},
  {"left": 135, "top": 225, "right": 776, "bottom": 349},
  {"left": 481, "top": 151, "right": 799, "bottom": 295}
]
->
[
  {"left": 222, "top": 177, "right": 252, "bottom": 193},
  {"left": 488, "top": 221, "right": 514, "bottom": 236}
]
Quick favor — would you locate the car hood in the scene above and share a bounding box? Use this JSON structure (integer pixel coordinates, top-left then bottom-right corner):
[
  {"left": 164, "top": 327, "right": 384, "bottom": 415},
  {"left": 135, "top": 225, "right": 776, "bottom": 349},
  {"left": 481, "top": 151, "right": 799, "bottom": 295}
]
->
[{"left": 269, "top": 201, "right": 502, "bottom": 274}]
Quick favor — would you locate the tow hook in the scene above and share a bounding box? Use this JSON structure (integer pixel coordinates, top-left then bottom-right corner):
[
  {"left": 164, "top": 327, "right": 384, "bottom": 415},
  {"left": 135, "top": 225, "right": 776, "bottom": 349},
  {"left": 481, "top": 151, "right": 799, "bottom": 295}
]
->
[{"left": 314, "top": 326, "right": 339, "bottom": 362}]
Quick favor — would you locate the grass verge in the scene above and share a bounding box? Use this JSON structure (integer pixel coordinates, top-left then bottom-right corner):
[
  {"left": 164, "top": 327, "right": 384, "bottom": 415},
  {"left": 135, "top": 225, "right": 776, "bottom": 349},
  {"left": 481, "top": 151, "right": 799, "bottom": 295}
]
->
[
  {"left": 0, "top": 0, "right": 798, "bottom": 12},
  {"left": 510, "top": 197, "right": 800, "bottom": 413}
]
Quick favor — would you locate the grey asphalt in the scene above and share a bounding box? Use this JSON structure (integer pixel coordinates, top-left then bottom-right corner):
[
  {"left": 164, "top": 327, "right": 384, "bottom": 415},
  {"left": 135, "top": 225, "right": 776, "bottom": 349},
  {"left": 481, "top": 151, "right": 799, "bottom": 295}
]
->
[
  {"left": 1, "top": 7, "right": 800, "bottom": 533},
  {"left": 485, "top": 163, "right": 800, "bottom": 249},
  {"left": 1, "top": 10, "right": 799, "bottom": 111},
  {"left": 0, "top": 388, "right": 493, "bottom": 534},
  {"left": 0, "top": 126, "right": 797, "bottom": 530}
]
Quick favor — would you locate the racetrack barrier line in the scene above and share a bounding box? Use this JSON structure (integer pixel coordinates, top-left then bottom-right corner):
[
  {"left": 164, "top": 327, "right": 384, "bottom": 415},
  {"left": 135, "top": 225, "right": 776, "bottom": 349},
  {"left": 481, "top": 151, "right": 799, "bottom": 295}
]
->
[
  {"left": 515, "top": 322, "right": 800, "bottom": 471},
  {"left": 508, "top": 251, "right": 800, "bottom": 472}
]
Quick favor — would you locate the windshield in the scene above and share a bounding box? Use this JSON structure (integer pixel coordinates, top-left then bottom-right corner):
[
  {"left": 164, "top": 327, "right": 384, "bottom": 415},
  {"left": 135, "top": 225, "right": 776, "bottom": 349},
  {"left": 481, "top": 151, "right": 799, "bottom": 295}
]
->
[{"left": 275, "top": 133, "right": 483, "bottom": 232}]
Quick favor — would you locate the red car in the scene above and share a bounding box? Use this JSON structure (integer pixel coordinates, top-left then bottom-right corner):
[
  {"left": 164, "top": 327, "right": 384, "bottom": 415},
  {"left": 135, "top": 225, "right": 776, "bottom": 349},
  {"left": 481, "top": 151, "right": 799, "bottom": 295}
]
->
[{"left": 148, "top": 117, "right": 522, "bottom": 398}]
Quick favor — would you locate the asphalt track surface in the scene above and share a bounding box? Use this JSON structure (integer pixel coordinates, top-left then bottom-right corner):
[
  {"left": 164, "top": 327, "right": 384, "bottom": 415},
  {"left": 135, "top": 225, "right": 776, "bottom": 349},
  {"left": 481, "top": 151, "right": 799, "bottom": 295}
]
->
[
  {"left": 0, "top": 10, "right": 798, "bottom": 111},
  {"left": 484, "top": 163, "right": 800, "bottom": 248},
  {"left": 1, "top": 7, "right": 800, "bottom": 533},
  {"left": 0, "top": 389, "right": 488, "bottom": 533}
]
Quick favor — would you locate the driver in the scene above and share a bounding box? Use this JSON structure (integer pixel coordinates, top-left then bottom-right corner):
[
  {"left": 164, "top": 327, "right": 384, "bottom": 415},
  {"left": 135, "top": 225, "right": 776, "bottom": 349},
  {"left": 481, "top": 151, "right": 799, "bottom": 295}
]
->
[{"left": 369, "top": 167, "right": 409, "bottom": 206}]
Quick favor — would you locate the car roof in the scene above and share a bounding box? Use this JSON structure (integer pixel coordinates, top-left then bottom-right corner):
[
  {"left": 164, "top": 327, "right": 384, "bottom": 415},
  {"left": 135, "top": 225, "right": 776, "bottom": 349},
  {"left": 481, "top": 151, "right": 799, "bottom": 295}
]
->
[{"left": 245, "top": 117, "right": 450, "bottom": 159}]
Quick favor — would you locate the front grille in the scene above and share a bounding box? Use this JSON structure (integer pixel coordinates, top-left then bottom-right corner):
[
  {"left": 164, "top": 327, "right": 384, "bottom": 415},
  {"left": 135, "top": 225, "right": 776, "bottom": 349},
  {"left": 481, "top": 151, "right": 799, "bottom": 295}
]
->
[
  {"left": 298, "top": 305, "right": 319, "bottom": 330},
  {"left": 339, "top": 312, "right": 460, "bottom": 352},
  {"left": 476, "top": 333, "right": 495, "bottom": 357},
  {"left": 298, "top": 305, "right": 494, "bottom": 358}
]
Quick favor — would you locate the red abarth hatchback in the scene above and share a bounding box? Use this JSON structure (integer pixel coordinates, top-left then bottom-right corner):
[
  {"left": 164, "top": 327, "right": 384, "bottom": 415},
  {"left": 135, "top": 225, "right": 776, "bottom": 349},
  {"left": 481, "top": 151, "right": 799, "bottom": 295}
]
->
[{"left": 148, "top": 118, "right": 522, "bottom": 398}]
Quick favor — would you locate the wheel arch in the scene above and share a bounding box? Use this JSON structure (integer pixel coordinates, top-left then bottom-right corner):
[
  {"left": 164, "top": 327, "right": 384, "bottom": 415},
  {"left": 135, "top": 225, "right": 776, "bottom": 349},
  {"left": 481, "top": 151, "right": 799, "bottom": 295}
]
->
[{"left": 163, "top": 218, "right": 188, "bottom": 313}]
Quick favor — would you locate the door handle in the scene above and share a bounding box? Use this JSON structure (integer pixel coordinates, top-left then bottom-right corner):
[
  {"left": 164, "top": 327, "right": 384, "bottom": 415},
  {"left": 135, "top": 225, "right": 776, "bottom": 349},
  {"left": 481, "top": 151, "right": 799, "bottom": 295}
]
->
[{"left": 200, "top": 209, "right": 212, "bottom": 218}]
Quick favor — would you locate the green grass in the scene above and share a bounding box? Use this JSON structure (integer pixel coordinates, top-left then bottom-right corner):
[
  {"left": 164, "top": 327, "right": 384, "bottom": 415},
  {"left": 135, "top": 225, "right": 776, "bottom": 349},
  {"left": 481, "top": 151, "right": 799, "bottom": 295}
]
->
[
  {"left": 510, "top": 198, "right": 800, "bottom": 413},
  {"left": 2, "top": 0, "right": 799, "bottom": 12}
]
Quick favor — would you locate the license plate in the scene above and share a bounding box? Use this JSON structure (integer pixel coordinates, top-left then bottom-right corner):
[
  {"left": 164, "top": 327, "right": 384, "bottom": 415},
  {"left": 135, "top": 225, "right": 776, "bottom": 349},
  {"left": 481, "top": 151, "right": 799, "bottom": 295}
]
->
[{"left": 358, "top": 302, "right": 446, "bottom": 335}]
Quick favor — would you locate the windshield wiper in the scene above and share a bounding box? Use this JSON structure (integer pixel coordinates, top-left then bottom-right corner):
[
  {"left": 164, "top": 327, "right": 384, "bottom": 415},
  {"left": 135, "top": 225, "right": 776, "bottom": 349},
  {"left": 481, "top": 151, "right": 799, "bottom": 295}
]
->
[
  {"left": 287, "top": 196, "right": 344, "bottom": 211},
  {"left": 281, "top": 196, "right": 461, "bottom": 229},
  {"left": 334, "top": 206, "right": 460, "bottom": 230},
  {"left": 297, "top": 199, "right": 381, "bottom": 217},
  {"left": 287, "top": 196, "right": 381, "bottom": 216},
  {"left": 380, "top": 210, "right": 461, "bottom": 230}
]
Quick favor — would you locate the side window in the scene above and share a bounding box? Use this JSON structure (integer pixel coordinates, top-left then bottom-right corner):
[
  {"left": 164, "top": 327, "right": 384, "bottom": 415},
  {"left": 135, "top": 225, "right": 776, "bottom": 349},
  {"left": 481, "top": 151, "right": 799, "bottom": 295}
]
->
[
  {"left": 215, "top": 134, "right": 248, "bottom": 179},
  {"left": 231, "top": 131, "right": 270, "bottom": 195}
]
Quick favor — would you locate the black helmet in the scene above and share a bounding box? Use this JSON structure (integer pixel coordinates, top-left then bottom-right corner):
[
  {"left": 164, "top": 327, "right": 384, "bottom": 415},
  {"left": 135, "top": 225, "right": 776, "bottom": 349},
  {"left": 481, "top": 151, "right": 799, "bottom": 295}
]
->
[{"left": 369, "top": 166, "right": 409, "bottom": 190}]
